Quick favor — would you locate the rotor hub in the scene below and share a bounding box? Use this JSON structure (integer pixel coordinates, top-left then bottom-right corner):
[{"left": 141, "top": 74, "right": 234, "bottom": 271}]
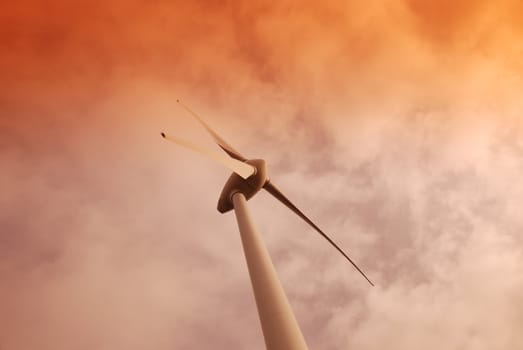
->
[{"left": 217, "top": 159, "right": 268, "bottom": 213}]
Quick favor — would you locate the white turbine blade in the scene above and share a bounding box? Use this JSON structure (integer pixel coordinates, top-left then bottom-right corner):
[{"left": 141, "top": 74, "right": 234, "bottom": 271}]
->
[
  {"left": 161, "top": 132, "right": 255, "bottom": 179},
  {"left": 263, "top": 181, "right": 374, "bottom": 286},
  {"left": 176, "top": 99, "right": 247, "bottom": 161}
]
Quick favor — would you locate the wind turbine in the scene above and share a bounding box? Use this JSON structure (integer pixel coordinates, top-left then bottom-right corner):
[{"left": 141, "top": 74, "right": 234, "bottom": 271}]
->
[{"left": 162, "top": 100, "right": 373, "bottom": 350}]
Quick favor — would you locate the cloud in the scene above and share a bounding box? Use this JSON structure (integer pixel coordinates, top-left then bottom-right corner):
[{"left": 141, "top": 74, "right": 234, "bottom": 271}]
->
[{"left": 1, "top": 1, "right": 523, "bottom": 349}]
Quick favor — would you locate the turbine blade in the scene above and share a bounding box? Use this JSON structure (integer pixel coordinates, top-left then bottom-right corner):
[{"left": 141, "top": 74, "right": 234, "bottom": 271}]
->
[
  {"left": 176, "top": 99, "right": 247, "bottom": 161},
  {"left": 161, "top": 132, "right": 255, "bottom": 179},
  {"left": 263, "top": 181, "right": 374, "bottom": 286}
]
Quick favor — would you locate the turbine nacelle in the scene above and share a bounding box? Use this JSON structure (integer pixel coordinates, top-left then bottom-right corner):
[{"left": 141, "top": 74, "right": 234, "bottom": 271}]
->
[{"left": 217, "top": 159, "right": 268, "bottom": 213}]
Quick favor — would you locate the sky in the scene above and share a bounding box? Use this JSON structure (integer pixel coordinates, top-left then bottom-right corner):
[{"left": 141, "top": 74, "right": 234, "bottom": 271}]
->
[{"left": 1, "top": 0, "right": 523, "bottom": 349}]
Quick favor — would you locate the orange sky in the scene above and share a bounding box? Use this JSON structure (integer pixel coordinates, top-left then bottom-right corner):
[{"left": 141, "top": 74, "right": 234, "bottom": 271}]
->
[{"left": 2, "top": 1, "right": 523, "bottom": 349}]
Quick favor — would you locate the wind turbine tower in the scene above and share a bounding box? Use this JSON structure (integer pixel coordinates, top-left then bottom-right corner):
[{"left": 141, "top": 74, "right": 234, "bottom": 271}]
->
[{"left": 162, "top": 100, "right": 373, "bottom": 350}]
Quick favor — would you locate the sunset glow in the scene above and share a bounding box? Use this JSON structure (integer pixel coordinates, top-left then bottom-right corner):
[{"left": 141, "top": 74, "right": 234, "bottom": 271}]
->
[{"left": 2, "top": 1, "right": 523, "bottom": 349}]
